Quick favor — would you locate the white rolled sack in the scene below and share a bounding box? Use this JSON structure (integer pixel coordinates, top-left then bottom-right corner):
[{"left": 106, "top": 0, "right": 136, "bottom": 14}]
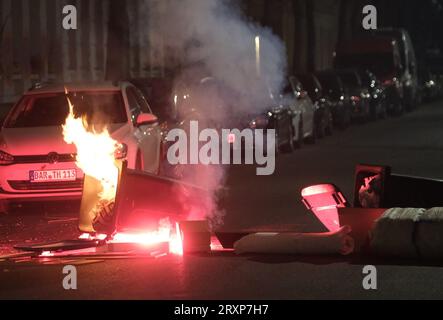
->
[
  {"left": 415, "top": 207, "right": 443, "bottom": 259},
  {"left": 370, "top": 207, "right": 443, "bottom": 259},
  {"left": 234, "top": 226, "right": 355, "bottom": 256},
  {"left": 370, "top": 207, "right": 424, "bottom": 259}
]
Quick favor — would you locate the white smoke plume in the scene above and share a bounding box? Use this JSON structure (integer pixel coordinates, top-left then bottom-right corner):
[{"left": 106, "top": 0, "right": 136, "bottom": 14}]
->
[
  {"left": 147, "top": 0, "right": 287, "bottom": 115},
  {"left": 139, "top": 0, "right": 287, "bottom": 227}
]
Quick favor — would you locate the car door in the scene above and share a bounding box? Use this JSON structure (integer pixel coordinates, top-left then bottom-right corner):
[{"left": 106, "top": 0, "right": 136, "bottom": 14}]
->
[
  {"left": 125, "top": 86, "right": 161, "bottom": 173},
  {"left": 290, "top": 77, "right": 313, "bottom": 137}
]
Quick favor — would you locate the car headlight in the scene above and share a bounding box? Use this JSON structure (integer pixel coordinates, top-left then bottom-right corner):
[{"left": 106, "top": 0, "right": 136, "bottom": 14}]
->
[
  {"left": 114, "top": 143, "right": 128, "bottom": 160},
  {"left": 249, "top": 115, "right": 269, "bottom": 129},
  {"left": 0, "top": 150, "right": 14, "bottom": 165}
]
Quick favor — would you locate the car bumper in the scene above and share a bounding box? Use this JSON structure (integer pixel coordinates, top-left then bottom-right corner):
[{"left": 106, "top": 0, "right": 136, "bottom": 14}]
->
[{"left": 0, "top": 161, "right": 84, "bottom": 201}]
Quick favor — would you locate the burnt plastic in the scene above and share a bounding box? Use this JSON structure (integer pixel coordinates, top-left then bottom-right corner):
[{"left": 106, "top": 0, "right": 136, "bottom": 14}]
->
[{"left": 354, "top": 164, "right": 443, "bottom": 208}]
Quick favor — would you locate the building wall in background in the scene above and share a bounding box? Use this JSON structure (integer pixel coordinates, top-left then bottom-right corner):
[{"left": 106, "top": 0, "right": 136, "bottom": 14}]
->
[{"left": 0, "top": 0, "right": 353, "bottom": 104}]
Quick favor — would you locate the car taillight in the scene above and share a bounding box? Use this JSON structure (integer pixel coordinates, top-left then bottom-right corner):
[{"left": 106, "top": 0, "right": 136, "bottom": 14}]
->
[
  {"left": 227, "top": 133, "right": 236, "bottom": 144},
  {"left": 383, "top": 78, "right": 400, "bottom": 88},
  {"left": 0, "top": 150, "right": 14, "bottom": 165},
  {"left": 114, "top": 143, "right": 128, "bottom": 160}
]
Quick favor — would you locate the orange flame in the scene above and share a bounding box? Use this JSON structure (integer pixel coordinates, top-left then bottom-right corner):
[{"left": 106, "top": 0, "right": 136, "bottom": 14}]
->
[
  {"left": 62, "top": 90, "right": 183, "bottom": 255},
  {"left": 62, "top": 87, "right": 118, "bottom": 201}
]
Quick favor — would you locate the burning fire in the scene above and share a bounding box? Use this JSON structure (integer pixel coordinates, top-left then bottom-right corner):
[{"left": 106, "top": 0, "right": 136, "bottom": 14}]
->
[
  {"left": 62, "top": 88, "right": 119, "bottom": 202},
  {"left": 111, "top": 220, "right": 183, "bottom": 255},
  {"left": 62, "top": 88, "right": 183, "bottom": 255},
  {"left": 78, "top": 219, "right": 184, "bottom": 256}
]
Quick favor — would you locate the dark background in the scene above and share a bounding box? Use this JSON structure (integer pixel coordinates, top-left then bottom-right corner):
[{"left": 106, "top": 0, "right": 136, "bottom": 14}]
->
[{"left": 1, "top": 0, "right": 443, "bottom": 106}]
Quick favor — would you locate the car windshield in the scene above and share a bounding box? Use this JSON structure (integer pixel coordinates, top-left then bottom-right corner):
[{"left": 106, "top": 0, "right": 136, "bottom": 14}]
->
[
  {"left": 316, "top": 74, "right": 342, "bottom": 96},
  {"left": 335, "top": 53, "right": 395, "bottom": 78},
  {"left": 5, "top": 91, "right": 127, "bottom": 128}
]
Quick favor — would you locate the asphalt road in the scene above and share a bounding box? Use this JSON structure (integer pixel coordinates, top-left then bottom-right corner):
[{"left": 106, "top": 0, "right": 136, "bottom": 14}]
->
[{"left": 2, "top": 100, "right": 443, "bottom": 299}]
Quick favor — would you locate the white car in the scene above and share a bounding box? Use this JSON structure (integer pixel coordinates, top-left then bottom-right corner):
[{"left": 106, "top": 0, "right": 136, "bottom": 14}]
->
[
  {"left": 287, "top": 77, "right": 316, "bottom": 144},
  {"left": 0, "top": 81, "right": 162, "bottom": 212}
]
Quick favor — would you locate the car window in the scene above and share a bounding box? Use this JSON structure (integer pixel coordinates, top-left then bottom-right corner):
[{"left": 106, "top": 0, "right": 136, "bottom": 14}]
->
[
  {"left": 126, "top": 87, "right": 142, "bottom": 124},
  {"left": 132, "top": 87, "right": 152, "bottom": 114},
  {"left": 5, "top": 91, "right": 127, "bottom": 128}
]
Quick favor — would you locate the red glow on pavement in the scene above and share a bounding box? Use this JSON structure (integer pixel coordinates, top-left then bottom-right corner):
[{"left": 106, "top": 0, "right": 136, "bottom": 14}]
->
[
  {"left": 169, "top": 223, "right": 184, "bottom": 256},
  {"left": 40, "top": 251, "right": 54, "bottom": 257},
  {"left": 78, "top": 220, "right": 184, "bottom": 256}
]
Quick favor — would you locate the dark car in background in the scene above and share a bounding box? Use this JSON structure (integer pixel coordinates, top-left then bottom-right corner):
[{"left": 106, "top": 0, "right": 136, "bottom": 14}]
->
[
  {"left": 334, "top": 69, "right": 371, "bottom": 122},
  {"left": 314, "top": 71, "right": 352, "bottom": 129},
  {"left": 294, "top": 73, "right": 333, "bottom": 138},
  {"left": 334, "top": 37, "right": 405, "bottom": 115},
  {"left": 357, "top": 69, "right": 387, "bottom": 119},
  {"left": 251, "top": 103, "right": 295, "bottom": 154},
  {"left": 372, "top": 28, "right": 419, "bottom": 111}
]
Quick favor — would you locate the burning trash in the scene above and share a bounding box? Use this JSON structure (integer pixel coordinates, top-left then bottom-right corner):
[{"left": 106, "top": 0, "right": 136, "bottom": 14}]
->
[
  {"left": 55, "top": 88, "right": 214, "bottom": 255},
  {"left": 62, "top": 88, "right": 120, "bottom": 234}
]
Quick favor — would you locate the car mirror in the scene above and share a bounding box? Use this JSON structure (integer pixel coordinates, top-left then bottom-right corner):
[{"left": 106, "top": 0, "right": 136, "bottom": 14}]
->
[{"left": 135, "top": 113, "right": 158, "bottom": 126}]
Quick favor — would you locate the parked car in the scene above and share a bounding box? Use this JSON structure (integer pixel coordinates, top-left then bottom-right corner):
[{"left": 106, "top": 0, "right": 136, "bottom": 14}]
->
[
  {"left": 314, "top": 71, "right": 352, "bottom": 129},
  {"left": 334, "top": 69, "right": 371, "bottom": 122},
  {"left": 372, "top": 28, "right": 419, "bottom": 111},
  {"left": 284, "top": 77, "right": 316, "bottom": 144},
  {"left": 295, "top": 73, "right": 333, "bottom": 138},
  {"left": 249, "top": 103, "right": 295, "bottom": 154},
  {"left": 0, "top": 81, "right": 163, "bottom": 212},
  {"left": 334, "top": 37, "right": 404, "bottom": 115},
  {"left": 356, "top": 69, "right": 387, "bottom": 119}
]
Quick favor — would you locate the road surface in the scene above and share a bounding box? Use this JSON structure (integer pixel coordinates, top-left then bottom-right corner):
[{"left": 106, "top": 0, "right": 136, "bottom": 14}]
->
[{"left": 2, "top": 100, "right": 443, "bottom": 299}]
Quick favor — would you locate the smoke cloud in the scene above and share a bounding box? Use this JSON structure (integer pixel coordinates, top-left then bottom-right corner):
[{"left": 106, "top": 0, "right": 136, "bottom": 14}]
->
[{"left": 138, "top": 0, "right": 287, "bottom": 227}]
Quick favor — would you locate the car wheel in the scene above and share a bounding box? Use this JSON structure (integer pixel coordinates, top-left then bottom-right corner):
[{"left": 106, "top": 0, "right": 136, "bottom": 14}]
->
[
  {"left": 338, "top": 110, "right": 350, "bottom": 130},
  {"left": 379, "top": 102, "right": 388, "bottom": 119},
  {"left": 325, "top": 110, "right": 333, "bottom": 136},
  {"left": 294, "top": 121, "right": 304, "bottom": 149},
  {"left": 316, "top": 113, "right": 326, "bottom": 139},
  {"left": 306, "top": 123, "right": 316, "bottom": 144},
  {"left": 281, "top": 125, "right": 295, "bottom": 153}
]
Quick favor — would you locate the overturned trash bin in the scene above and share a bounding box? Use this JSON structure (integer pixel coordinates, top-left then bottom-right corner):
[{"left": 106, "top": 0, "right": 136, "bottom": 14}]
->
[{"left": 79, "top": 160, "right": 211, "bottom": 236}]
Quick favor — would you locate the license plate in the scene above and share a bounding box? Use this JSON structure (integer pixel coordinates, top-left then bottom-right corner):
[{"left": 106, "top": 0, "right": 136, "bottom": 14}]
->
[{"left": 30, "top": 169, "right": 77, "bottom": 182}]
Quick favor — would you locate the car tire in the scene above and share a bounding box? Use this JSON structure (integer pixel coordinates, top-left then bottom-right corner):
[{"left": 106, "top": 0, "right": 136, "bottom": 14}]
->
[
  {"left": 325, "top": 109, "right": 333, "bottom": 136},
  {"left": 294, "top": 121, "right": 303, "bottom": 149},
  {"left": 135, "top": 150, "right": 143, "bottom": 171},
  {"left": 306, "top": 124, "right": 316, "bottom": 144},
  {"left": 281, "top": 124, "right": 294, "bottom": 153},
  {"left": 338, "top": 111, "right": 350, "bottom": 130},
  {"left": 379, "top": 102, "right": 388, "bottom": 119},
  {"left": 316, "top": 113, "right": 326, "bottom": 139}
]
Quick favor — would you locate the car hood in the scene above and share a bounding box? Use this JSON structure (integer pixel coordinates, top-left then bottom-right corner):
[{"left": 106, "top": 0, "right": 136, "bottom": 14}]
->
[{"left": 0, "top": 123, "right": 127, "bottom": 156}]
